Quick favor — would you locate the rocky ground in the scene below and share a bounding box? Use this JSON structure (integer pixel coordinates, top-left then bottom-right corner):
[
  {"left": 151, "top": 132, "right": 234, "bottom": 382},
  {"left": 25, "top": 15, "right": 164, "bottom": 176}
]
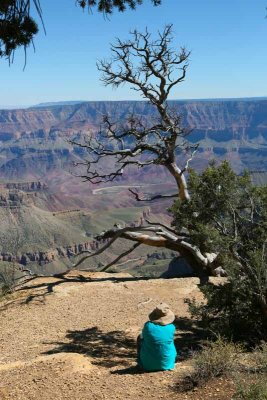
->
[{"left": 0, "top": 272, "right": 235, "bottom": 400}]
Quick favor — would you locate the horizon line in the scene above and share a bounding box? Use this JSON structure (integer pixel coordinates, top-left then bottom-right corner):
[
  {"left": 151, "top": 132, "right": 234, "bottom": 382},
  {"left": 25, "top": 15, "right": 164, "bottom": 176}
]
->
[{"left": 1, "top": 95, "right": 267, "bottom": 111}]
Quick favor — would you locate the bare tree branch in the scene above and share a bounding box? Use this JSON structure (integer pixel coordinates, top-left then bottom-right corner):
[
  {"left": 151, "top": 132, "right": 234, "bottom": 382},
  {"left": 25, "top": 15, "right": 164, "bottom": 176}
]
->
[
  {"left": 145, "top": 218, "right": 182, "bottom": 236},
  {"left": 100, "top": 242, "right": 141, "bottom": 272},
  {"left": 128, "top": 188, "right": 178, "bottom": 202},
  {"left": 67, "top": 26, "right": 218, "bottom": 276},
  {"left": 70, "top": 222, "right": 219, "bottom": 276},
  {"left": 73, "top": 25, "right": 194, "bottom": 200}
]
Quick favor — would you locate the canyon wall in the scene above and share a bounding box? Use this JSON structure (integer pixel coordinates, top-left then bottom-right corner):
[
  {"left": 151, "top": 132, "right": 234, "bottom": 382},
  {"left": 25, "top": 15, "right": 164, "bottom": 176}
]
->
[{"left": 0, "top": 99, "right": 266, "bottom": 182}]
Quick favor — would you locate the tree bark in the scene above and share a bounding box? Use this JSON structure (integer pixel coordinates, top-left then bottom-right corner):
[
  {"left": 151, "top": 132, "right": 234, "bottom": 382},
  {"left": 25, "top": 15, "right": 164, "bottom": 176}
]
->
[{"left": 166, "top": 162, "right": 190, "bottom": 201}]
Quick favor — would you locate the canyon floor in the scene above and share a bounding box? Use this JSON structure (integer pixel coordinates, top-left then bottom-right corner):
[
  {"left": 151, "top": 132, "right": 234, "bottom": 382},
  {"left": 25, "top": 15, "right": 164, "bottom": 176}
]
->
[{"left": 0, "top": 272, "right": 234, "bottom": 400}]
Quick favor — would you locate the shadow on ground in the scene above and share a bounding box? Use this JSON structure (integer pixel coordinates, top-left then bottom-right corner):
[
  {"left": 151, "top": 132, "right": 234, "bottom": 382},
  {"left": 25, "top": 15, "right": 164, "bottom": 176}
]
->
[
  {"left": 16, "top": 274, "right": 159, "bottom": 305},
  {"left": 174, "top": 317, "right": 208, "bottom": 361},
  {"left": 43, "top": 317, "right": 208, "bottom": 372},
  {"left": 44, "top": 326, "right": 138, "bottom": 368},
  {"left": 4, "top": 272, "right": 208, "bottom": 309}
]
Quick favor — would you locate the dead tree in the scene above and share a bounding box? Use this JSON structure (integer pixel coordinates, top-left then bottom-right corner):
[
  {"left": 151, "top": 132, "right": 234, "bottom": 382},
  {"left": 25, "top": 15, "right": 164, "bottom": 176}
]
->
[{"left": 71, "top": 25, "right": 221, "bottom": 278}]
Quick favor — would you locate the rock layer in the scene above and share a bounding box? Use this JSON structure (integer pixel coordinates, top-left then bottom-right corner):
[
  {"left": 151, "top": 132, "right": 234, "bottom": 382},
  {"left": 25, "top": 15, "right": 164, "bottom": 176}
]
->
[{"left": 0, "top": 99, "right": 266, "bottom": 180}]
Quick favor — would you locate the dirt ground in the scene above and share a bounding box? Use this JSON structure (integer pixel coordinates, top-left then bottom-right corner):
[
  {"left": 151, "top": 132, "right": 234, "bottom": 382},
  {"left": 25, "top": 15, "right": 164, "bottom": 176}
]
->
[{"left": 0, "top": 272, "right": 235, "bottom": 400}]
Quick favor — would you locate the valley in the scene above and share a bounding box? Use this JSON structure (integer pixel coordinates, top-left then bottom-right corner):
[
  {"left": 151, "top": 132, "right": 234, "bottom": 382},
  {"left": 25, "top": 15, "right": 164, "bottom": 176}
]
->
[{"left": 0, "top": 98, "right": 266, "bottom": 277}]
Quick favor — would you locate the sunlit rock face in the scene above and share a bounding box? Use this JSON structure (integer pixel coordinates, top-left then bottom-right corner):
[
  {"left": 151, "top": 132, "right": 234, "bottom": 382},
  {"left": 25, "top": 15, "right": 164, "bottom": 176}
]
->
[{"left": 0, "top": 99, "right": 266, "bottom": 182}]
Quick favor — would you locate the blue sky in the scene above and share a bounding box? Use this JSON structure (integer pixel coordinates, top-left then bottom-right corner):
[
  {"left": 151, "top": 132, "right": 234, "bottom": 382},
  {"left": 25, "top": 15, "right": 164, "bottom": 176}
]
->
[{"left": 0, "top": 0, "right": 266, "bottom": 107}]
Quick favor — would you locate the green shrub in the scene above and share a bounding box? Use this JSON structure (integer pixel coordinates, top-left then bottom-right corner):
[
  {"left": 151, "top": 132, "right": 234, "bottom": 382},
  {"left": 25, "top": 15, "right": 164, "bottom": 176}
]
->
[
  {"left": 233, "top": 376, "right": 267, "bottom": 400},
  {"left": 173, "top": 162, "right": 267, "bottom": 345},
  {"left": 179, "top": 337, "right": 242, "bottom": 390},
  {"left": 251, "top": 342, "right": 267, "bottom": 373},
  {"left": 0, "top": 270, "right": 14, "bottom": 296},
  {"left": 193, "top": 337, "right": 242, "bottom": 382},
  {"left": 0, "top": 262, "right": 22, "bottom": 298},
  {"left": 186, "top": 276, "right": 267, "bottom": 345}
]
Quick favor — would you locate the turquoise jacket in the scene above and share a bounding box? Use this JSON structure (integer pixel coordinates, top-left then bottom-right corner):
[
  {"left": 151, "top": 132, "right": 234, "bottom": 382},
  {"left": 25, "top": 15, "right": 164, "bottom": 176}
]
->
[{"left": 139, "top": 321, "right": 177, "bottom": 371}]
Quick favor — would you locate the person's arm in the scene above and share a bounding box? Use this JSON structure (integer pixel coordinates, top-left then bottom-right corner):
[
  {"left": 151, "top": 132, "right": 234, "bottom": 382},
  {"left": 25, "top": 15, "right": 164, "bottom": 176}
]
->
[
  {"left": 141, "top": 321, "right": 149, "bottom": 340},
  {"left": 170, "top": 323, "right": 176, "bottom": 338}
]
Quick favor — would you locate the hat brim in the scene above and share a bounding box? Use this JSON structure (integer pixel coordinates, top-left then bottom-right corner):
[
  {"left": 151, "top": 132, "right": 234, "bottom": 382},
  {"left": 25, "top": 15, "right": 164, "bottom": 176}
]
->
[{"left": 149, "top": 310, "right": 175, "bottom": 325}]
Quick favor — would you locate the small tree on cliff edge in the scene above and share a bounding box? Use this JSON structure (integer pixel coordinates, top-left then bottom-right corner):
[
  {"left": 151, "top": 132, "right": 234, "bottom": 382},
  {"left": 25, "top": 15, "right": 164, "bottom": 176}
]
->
[
  {"left": 174, "top": 162, "right": 267, "bottom": 341},
  {"left": 71, "top": 25, "right": 223, "bottom": 278},
  {"left": 71, "top": 24, "right": 267, "bottom": 316}
]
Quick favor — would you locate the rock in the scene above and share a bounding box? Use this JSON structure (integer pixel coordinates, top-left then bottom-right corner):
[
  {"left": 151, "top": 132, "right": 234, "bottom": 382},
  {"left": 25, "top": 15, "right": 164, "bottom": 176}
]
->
[{"left": 161, "top": 257, "right": 194, "bottom": 278}]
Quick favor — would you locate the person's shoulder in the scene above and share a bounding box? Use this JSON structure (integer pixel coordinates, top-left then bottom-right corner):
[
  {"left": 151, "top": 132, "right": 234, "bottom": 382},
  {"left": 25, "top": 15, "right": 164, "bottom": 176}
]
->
[
  {"left": 144, "top": 322, "right": 175, "bottom": 331},
  {"left": 168, "top": 323, "right": 176, "bottom": 332},
  {"left": 160, "top": 323, "right": 176, "bottom": 332},
  {"left": 143, "top": 321, "right": 152, "bottom": 330},
  {"left": 144, "top": 321, "right": 158, "bottom": 331}
]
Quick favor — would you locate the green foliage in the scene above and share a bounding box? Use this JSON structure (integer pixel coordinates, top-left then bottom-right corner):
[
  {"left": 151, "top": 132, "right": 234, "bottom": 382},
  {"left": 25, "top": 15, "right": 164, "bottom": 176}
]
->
[
  {"left": 252, "top": 342, "right": 267, "bottom": 373},
  {"left": 179, "top": 336, "right": 242, "bottom": 390},
  {"left": 171, "top": 161, "right": 266, "bottom": 256},
  {"left": 77, "top": 0, "right": 161, "bottom": 13},
  {"left": 0, "top": 262, "right": 20, "bottom": 297},
  {"left": 232, "top": 343, "right": 267, "bottom": 399},
  {"left": 234, "top": 376, "right": 267, "bottom": 400},
  {"left": 172, "top": 162, "right": 267, "bottom": 344},
  {"left": 193, "top": 336, "right": 242, "bottom": 381},
  {"left": 0, "top": 0, "right": 161, "bottom": 60},
  {"left": 186, "top": 279, "right": 267, "bottom": 344},
  {"left": 0, "top": 0, "right": 40, "bottom": 59}
]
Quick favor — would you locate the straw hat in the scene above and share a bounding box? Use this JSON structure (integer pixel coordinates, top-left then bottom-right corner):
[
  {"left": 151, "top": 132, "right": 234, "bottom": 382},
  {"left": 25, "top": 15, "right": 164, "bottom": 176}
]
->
[{"left": 149, "top": 303, "right": 175, "bottom": 326}]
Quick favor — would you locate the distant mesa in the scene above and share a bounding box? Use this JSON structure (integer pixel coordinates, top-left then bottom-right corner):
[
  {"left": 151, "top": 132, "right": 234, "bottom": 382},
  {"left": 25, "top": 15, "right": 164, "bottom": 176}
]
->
[
  {"left": 0, "top": 99, "right": 266, "bottom": 179},
  {"left": 29, "top": 97, "right": 267, "bottom": 109},
  {"left": 32, "top": 100, "right": 87, "bottom": 109}
]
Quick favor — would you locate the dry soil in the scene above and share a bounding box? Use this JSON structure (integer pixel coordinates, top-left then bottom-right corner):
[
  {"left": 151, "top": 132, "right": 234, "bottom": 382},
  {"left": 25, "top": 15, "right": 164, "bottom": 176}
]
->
[{"left": 0, "top": 272, "right": 234, "bottom": 400}]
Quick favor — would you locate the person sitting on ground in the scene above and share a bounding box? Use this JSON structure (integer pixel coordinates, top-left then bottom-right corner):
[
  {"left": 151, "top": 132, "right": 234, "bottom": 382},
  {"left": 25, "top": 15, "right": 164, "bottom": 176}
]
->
[{"left": 137, "top": 303, "right": 177, "bottom": 372}]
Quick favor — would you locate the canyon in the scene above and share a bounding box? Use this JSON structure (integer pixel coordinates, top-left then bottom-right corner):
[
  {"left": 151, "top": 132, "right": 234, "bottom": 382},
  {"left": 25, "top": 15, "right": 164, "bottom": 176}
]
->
[
  {"left": 0, "top": 99, "right": 266, "bottom": 274},
  {"left": 0, "top": 99, "right": 266, "bottom": 186}
]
